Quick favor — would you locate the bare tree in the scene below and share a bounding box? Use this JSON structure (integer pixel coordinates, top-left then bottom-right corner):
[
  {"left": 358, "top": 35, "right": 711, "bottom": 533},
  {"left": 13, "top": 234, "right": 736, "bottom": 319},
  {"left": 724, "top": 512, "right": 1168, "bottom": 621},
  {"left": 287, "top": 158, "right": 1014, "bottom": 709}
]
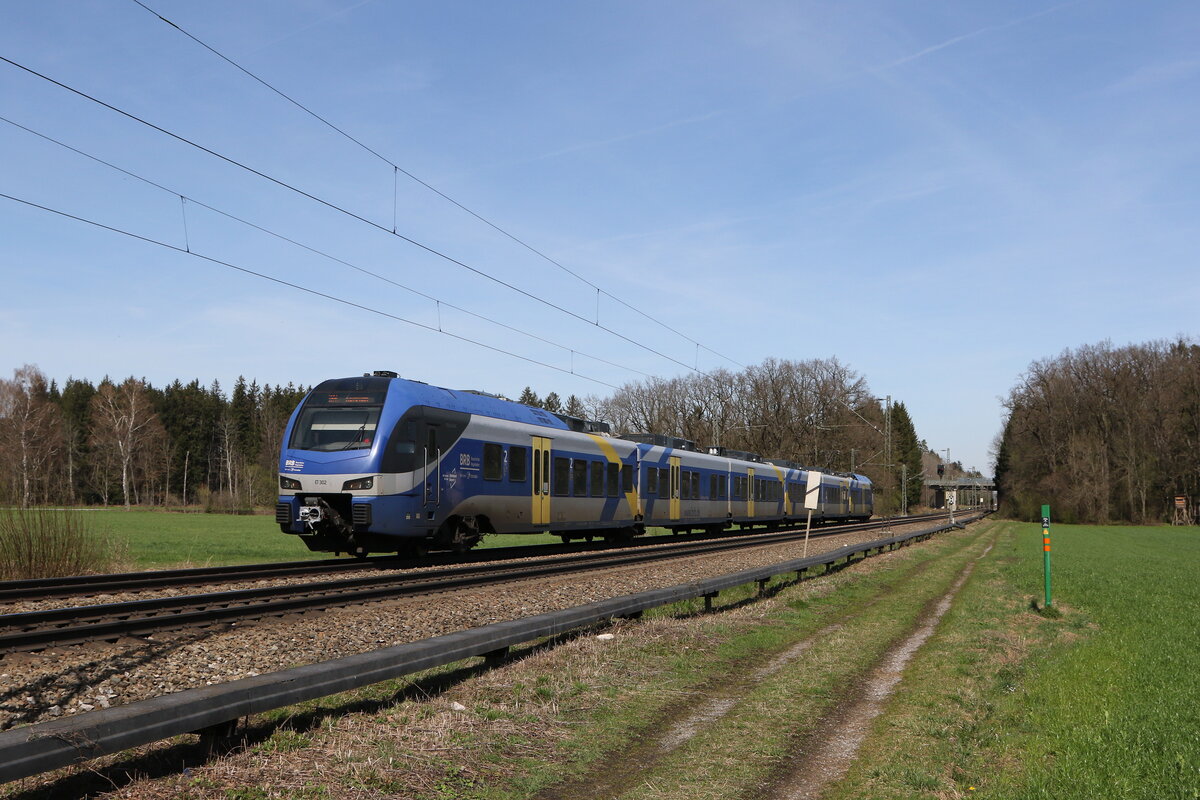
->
[
  {"left": 88, "top": 378, "right": 165, "bottom": 510},
  {"left": 0, "top": 365, "right": 62, "bottom": 506}
]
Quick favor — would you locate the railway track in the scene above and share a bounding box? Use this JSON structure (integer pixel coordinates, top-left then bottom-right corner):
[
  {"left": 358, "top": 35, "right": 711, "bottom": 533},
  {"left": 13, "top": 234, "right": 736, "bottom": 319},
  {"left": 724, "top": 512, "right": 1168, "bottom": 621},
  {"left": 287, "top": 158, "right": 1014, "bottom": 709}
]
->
[
  {"left": 0, "top": 514, "right": 965, "bottom": 654},
  {"left": 0, "top": 512, "right": 954, "bottom": 602},
  {"left": 0, "top": 515, "right": 985, "bottom": 787}
]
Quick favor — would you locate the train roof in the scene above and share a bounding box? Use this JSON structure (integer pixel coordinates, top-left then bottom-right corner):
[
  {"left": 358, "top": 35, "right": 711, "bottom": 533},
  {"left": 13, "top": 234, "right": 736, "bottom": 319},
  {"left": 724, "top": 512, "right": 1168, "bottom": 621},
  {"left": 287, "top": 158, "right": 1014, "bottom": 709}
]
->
[{"left": 316, "top": 374, "right": 574, "bottom": 432}]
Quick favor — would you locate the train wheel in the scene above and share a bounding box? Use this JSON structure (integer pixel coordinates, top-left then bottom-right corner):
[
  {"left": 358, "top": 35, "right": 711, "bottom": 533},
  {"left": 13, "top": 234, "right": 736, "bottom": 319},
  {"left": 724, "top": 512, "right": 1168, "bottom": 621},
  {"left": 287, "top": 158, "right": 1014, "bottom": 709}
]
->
[
  {"left": 350, "top": 545, "right": 369, "bottom": 559},
  {"left": 399, "top": 542, "right": 428, "bottom": 559}
]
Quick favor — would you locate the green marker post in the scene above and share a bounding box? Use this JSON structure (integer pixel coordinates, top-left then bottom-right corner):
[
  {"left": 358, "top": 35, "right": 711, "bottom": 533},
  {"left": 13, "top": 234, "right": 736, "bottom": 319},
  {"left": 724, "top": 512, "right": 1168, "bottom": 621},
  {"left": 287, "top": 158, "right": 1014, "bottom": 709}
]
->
[{"left": 1041, "top": 504, "right": 1052, "bottom": 607}]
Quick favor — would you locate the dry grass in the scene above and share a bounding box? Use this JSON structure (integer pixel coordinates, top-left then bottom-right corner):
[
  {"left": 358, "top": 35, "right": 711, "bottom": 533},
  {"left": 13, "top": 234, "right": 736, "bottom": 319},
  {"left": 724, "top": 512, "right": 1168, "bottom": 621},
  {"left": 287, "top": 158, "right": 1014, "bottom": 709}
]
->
[
  {"left": 0, "top": 507, "right": 128, "bottom": 579},
  {"left": 16, "top": 526, "right": 992, "bottom": 800}
]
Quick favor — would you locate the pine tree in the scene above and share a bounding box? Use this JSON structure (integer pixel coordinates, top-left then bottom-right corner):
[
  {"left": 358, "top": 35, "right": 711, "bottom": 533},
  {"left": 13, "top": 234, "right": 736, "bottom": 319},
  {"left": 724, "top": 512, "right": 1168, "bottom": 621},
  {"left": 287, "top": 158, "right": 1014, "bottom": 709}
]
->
[
  {"left": 889, "top": 401, "right": 923, "bottom": 512},
  {"left": 542, "top": 392, "right": 563, "bottom": 413},
  {"left": 517, "top": 386, "right": 540, "bottom": 408}
]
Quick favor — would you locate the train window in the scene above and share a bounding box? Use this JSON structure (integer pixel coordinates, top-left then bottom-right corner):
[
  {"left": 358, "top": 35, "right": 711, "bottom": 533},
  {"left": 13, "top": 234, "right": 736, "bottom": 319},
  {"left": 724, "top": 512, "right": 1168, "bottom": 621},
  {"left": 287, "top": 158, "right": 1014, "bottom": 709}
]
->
[
  {"left": 483, "top": 443, "right": 502, "bottom": 481},
  {"left": 710, "top": 475, "right": 718, "bottom": 499},
  {"left": 661, "top": 468, "right": 671, "bottom": 496},
  {"left": 691, "top": 471, "right": 700, "bottom": 499},
  {"left": 509, "top": 446, "right": 526, "bottom": 482},
  {"left": 646, "top": 467, "right": 659, "bottom": 495},
  {"left": 621, "top": 463, "right": 633, "bottom": 492},
  {"left": 680, "top": 471, "right": 691, "bottom": 500},
  {"left": 607, "top": 463, "right": 619, "bottom": 497},
  {"left": 553, "top": 457, "right": 570, "bottom": 496},
  {"left": 590, "top": 461, "right": 604, "bottom": 496},
  {"left": 574, "top": 460, "right": 589, "bottom": 496}
]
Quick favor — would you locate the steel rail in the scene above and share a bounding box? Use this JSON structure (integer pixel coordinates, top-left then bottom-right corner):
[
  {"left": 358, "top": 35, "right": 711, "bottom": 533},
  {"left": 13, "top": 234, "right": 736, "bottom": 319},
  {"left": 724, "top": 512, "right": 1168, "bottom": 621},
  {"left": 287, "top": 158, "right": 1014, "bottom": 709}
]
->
[
  {"left": 0, "top": 515, "right": 962, "bottom": 653},
  {"left": 0, "top": 517, "right": 974, "bottom": 785},
  {"left": 0, "top": 511, "right": 954, "bottom": 602}
]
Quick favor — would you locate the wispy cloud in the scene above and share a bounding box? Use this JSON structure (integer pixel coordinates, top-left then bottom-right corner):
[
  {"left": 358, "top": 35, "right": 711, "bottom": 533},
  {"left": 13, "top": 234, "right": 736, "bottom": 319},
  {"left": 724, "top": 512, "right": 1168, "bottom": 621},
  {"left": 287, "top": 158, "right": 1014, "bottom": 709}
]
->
[
  {"left": 1101, "top": 57, "right": 1200, "bottom": 95},
  {"left": 526, "top": 109, "right": 729, "bottom": 163},
  {"left": 874, "top": 1, "right": 1083, "bottom": 72}
]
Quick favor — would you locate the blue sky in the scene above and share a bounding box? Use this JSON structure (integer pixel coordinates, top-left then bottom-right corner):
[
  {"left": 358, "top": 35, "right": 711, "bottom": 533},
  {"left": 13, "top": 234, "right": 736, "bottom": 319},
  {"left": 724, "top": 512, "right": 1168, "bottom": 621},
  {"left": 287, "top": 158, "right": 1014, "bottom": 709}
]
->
[{"left": 2, "top": 0, "right": 1198, "bottom": 475}]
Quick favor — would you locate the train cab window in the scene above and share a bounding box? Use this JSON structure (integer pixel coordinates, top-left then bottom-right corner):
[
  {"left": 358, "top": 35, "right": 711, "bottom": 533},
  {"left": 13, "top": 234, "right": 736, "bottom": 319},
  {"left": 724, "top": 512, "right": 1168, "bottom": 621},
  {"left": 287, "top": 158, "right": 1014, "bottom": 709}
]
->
[
  {"left": 607, "top": 463, "right": 619, "bottom": 497},
  {"left": 621, "top": 464, "right": 633, "bottom": 492},
  {"left": 509, "top": 446, "right": 526, "bottom": 482},
  {"left": 483, "top": 443, "right": 503, "bottom": 481},
  {"left": 646, "top": 467, "right": 659, "bottom": 495},
  {"left": 574, "top": 459, "right": 589, "bottom": 496},
  {"left": 553, "top": 457, "right": 570, "bottom": 496}
]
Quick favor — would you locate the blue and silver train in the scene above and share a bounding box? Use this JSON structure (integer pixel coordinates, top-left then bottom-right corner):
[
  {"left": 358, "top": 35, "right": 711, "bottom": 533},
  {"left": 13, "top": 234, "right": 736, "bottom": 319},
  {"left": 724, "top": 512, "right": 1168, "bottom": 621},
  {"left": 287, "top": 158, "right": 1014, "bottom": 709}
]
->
[{"left": 276, "top": 372, "right": 873, "bottom": 556}]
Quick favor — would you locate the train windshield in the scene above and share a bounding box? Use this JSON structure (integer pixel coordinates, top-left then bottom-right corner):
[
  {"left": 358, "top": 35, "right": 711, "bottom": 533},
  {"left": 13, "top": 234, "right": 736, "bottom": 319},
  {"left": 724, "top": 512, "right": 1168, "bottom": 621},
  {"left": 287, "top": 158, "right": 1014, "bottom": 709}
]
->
[{"left": 288, "top": 385, "right": 387, "bottom": 452}]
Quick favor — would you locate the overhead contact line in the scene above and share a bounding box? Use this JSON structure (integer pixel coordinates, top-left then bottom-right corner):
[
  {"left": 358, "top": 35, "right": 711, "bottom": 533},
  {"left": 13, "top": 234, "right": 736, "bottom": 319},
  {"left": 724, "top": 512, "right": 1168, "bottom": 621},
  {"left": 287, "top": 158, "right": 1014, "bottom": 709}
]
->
[
  {"left": 0, "top": 114, "right": 652, "bottom": 381},
  {"left": 0, "top": 190, "right": 623, "bottom": 390},
  {"left": 0, "top": 53, "right": 708, "bottom": 378},
  {"left": 128, "top": 0, "right": 745, "bottom": 371}
]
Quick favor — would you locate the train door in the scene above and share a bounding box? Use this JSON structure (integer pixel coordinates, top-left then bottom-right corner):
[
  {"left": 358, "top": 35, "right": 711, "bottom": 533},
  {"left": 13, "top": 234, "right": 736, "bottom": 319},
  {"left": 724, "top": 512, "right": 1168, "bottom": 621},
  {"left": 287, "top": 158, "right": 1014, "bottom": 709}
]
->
[
  {"left": 669, "top": 456, "right": 681, "bottom": 521},
  {"left": 747, "top": 467, "right": 755, "bottom": 518},
  {"left": 532, "top": 436, "right": 551, "bottom": 526},
  {"left": 421, "top": 424, "right": 440, "bottom": 512}
]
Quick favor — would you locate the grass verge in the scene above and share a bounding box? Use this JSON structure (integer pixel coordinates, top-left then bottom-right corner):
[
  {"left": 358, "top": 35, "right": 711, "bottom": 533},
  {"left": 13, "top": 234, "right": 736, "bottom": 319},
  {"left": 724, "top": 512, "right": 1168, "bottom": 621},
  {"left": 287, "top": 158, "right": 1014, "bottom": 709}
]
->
[
  {"left": 18, "top": 522, "right": 992, "bottom": 800},
  {"left": 827, "top": 521, "right": 1200, "bottom": 800}
]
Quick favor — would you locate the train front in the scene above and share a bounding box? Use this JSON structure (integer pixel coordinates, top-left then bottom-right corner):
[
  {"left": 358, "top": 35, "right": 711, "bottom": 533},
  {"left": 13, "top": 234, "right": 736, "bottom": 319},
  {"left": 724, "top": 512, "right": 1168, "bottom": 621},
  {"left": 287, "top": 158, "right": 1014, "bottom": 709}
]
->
[{"left": 276, "top": 374, "right": 411, "bottom": 556}]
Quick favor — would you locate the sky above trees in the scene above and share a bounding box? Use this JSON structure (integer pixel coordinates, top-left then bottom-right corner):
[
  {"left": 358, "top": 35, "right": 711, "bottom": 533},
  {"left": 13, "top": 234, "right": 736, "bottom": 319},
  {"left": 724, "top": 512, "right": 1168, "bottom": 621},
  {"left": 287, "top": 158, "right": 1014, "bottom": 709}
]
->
[{"left": 3, "top": 1, "right": 1198, "bottom": 475}]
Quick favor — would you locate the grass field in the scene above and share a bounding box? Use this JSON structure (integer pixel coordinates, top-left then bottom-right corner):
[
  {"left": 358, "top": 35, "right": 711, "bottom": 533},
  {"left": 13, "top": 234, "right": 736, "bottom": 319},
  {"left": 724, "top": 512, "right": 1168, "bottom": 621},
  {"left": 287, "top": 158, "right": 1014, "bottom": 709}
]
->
[
  {"left": 16, "top": 519, "right": 1198, "bottom": 799},
  {"left": 58, "top": 509, "right": 661, "bottom": 569},
  {"left": 831, "top": 520, "right": 1200, "bottom": 799}
]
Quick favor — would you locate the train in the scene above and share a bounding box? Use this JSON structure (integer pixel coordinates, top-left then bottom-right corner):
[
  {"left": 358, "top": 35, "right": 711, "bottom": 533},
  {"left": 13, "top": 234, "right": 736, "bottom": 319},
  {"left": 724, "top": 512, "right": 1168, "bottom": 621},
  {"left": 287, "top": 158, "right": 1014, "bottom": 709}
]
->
[{"left": 276, "top": 372, "right": 874, "bottom": 557}]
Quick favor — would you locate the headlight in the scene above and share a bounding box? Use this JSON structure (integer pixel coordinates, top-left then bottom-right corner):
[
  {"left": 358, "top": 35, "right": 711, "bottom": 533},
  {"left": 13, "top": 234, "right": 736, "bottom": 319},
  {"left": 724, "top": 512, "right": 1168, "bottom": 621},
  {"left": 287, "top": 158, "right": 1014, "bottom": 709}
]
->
[
  {"left": 280, "top": 476, "right": 302, "bottom": 490},
  {"left": 343, "top": 476, "right": 374, "bottom": 491}
]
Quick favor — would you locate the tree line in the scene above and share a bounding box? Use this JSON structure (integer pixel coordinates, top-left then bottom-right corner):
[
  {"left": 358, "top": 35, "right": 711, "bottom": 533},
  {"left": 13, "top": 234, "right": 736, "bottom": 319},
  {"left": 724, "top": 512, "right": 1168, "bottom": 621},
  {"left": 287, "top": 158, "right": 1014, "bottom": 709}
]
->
[
  {"left": 525, "top": 356, "right": 927, "bottom": 515},
  {"left": 1, "top": 356, "right": 930, "bottom": 514},
  {"left": 994, "top": 338, "right": 1200, "bottom": 523},
  {"left": 0, "top": 365, "right": 307, "bottom": 510}
]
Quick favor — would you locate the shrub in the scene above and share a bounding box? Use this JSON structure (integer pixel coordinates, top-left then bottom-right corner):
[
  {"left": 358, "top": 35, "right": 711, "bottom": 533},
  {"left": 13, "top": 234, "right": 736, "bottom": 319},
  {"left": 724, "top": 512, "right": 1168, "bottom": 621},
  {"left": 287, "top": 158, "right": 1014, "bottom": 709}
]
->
[{"left": 0, "top": 507, "right": 127, "bottom": 579}]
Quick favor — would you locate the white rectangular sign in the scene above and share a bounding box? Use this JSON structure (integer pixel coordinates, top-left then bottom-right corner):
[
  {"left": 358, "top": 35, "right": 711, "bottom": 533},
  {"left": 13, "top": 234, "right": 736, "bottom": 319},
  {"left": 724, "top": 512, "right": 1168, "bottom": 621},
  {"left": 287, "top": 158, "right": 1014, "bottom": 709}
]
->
[{"left": 805, "top": 472, "right": 823, "bottom": 511}]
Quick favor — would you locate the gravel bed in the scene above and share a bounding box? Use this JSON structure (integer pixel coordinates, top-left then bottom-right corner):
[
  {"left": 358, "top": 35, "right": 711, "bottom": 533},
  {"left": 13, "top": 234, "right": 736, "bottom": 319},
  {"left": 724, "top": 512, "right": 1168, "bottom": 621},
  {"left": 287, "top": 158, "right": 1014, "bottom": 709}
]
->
[{"left": 0, "top": 521, "right": 937, "bottom": 731}]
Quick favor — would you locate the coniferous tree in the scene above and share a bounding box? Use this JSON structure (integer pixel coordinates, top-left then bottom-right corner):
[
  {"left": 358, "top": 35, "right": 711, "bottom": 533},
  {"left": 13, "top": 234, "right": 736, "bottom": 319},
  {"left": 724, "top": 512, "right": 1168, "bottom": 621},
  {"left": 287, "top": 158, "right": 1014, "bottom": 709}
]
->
[
  {"left": 564, "top": 394, "right": 586, "bottom": 418},
  {"left": 517, "top": 386, "right": 540, "bottom": 408},
  {"left": 889, "top": 401, "right": 923, "bottom": 512},
  {"left": 57, "top": 377, "right": 96, "bottom": 504}
]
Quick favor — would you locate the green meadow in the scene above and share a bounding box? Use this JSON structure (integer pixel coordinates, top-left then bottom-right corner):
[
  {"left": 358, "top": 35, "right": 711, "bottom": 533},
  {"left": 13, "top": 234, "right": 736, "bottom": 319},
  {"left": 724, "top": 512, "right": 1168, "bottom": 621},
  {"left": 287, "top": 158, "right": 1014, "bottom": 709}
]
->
[
  {"left": 833, "top": 521, "right": 1200, "bottom": 799},
  {"left": 59, "top": 509, "right": 618, "bottom": 569}
]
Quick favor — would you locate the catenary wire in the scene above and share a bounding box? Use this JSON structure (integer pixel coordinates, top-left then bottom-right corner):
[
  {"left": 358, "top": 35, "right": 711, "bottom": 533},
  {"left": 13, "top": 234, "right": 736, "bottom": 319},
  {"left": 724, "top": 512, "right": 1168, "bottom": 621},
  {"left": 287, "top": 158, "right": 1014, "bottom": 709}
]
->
[
  {"left": 127, "top": 0, "right": 745, "bottom": 370},
  {"left": 0, "top": 190, "right": 623, "bottom": 391},
  {"left": 0, "top": 113, "right": 652, "bottom": 381},
  {"left": 0, "top": 53, "right": 705, "bottom": 377}
]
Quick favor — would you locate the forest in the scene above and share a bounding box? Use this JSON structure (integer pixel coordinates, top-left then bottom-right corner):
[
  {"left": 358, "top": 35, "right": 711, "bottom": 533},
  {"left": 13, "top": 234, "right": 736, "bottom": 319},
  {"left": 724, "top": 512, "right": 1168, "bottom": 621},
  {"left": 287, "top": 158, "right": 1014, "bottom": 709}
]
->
[
  {"left": 0, "top": 357, "right": 928, "bottom": 515},
  {"left": 995, "top": 338, "right": 1200, "bottom": 523},
  {"left": 0, "top": 365, "right": 307, "bottom": 511}
]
